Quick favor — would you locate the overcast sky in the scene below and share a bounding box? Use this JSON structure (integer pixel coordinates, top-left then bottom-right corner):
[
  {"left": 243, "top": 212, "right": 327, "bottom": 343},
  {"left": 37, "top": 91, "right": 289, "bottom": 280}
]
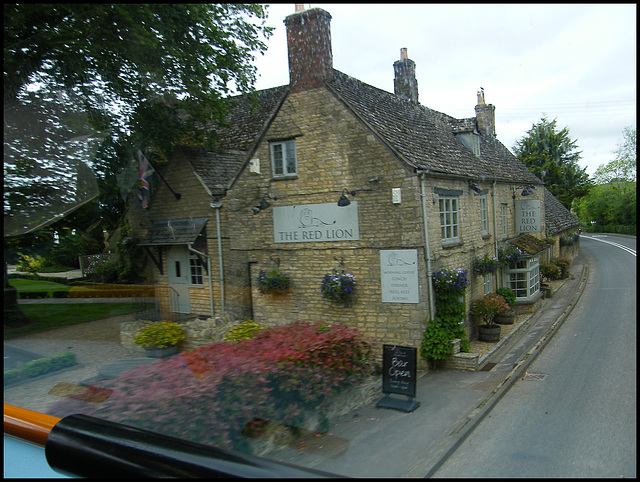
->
[{"left": 252, "top": 3, "right": 636, "bottom": 177}]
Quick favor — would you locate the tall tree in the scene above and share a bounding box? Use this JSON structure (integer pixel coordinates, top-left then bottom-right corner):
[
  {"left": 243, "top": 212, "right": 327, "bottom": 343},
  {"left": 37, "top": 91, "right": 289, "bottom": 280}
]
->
[
  {"left": 513, "top": 117, "right": 590, "bottom": 209},
  {"left": 592, "top": 126, "right": 636, "bottom": 184},
  {"left": 4, "top": 4, "right": 273, "bottom": 235}
]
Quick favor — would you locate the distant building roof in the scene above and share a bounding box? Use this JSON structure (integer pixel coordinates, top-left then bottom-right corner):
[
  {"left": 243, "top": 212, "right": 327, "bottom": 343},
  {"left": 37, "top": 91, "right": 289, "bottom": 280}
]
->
[{"left": 544, "top": 188, "right": 580, "bottom": 235}]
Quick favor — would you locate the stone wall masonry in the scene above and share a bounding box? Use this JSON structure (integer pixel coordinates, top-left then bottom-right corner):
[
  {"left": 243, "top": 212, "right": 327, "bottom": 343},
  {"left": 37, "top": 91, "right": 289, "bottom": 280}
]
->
[
  {"left": 226, "top": 88, "right": 434, "bottom": 352},
  {"left": 121, "top": 313, "right": 238, "bottom": 352}
]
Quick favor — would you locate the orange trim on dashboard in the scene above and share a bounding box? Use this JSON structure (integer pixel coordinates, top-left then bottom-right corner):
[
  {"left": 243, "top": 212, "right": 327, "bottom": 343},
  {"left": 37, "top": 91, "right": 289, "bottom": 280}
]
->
[{"left": 4, "top": 404, "right": 61, "bottom": 447}]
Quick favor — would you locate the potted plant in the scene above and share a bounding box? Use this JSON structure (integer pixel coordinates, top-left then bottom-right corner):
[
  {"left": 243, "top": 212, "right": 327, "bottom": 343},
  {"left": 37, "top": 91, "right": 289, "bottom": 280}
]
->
[
  {"left": 256, "top": 269, "right": 291, "bottom": 294},
  {"left": 134, "top": 321, "right": 186, "bottom": 358},
  {"left": 321, "top": 270, "right": 356, "bottom": 305},
  {"left": 495, "top": 287, "right": 516, "bottom": 325},
  {"left": 470, "top": 293, "right": 510, "bottom": 342}
]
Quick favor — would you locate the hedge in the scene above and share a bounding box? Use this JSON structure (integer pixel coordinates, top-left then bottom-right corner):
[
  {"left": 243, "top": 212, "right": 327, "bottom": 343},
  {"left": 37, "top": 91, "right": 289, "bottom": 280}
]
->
[{"left": 4, "top": 352, "right": 77, "bottom": 386}]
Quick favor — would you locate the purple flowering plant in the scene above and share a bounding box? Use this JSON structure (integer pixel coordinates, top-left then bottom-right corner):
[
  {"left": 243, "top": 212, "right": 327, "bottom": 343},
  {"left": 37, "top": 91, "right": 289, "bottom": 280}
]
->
[
  {"left": 431, "top": 268, "right": 468, "bottom": 295},
  {"left": 498, "top": 246, "right": 523, "bottom": 266},
  {"left": 256, "top": 269, "right": 291, "bottom": 294},
  {"left": 321, "top": 270, "right": 356, "bottom": 304},
  {"left": 473, "top": 254, "right": 499, "bottom": 275}
]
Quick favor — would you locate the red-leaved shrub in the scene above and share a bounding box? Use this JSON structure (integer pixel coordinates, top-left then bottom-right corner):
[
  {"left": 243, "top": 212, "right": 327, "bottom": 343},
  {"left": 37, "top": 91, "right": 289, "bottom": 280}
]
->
[{"left": 48, "top": 321, "right": 373, "bottom": 452}]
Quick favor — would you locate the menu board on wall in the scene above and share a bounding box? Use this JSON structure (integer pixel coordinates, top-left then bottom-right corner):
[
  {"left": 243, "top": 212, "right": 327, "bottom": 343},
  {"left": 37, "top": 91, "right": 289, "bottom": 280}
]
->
[{"left": 380, "top": 249, "right": 419, "bottom": 303}]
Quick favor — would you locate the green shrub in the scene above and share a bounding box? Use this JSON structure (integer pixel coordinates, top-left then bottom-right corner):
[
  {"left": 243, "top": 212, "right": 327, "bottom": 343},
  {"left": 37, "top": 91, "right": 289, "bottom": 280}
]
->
[
  {"left": 224, "top": 320, "right": 263, "bottom": 342},
  {"left": 4, "top": 369, "right": 22, "bottom": 385},
  {"left": 551, "top": 257, "right": 571, "bottom": 278},
  {"left": 540, "top": 262, "right": 562, "bottom": 281},
  {"left": 420, "top": 318, "right": 454, "bottom": 363},
  {"left": 22, "top": 352, "right": 77, "bottom": 378},
  {"left": 134, "top": 321, "right": 186, "bottom": 348},
  {"left": 16, "top": 254, "right": 43, "bottom": 273},
  {"left": 496, "top": 287, "right": 516, "bottom": 307}
]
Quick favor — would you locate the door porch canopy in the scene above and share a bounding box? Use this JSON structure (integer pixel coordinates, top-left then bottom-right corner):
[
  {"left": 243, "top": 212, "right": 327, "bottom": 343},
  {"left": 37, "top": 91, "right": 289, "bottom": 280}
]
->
[{"left": 138, "top": 218, "right": 209, "bottom": 274}]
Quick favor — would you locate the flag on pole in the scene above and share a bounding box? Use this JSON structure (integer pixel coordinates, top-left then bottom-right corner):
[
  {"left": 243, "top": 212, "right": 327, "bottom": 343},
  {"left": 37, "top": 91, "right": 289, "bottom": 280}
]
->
[{"left": 137, "top": 150, "right": 154, "bottom": 208}]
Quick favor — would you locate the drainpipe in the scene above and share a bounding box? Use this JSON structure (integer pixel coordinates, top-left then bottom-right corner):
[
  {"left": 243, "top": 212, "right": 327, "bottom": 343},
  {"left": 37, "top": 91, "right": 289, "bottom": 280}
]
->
[
  {"left": 214, "top": 205, "right": 225, "bottom": 313},
  {"left": 188, "top": 245, "right": 214, "bottom": 320},
  {"left": 492, "top": 180, "right": 500, "bottom": 287},
  {"left": 419, "top": 172, "right": 435, "bottom": 322}
]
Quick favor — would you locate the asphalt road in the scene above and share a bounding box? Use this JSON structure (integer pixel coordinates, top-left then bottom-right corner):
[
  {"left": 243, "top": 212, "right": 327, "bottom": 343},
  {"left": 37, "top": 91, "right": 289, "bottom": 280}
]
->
[{"left": 433, "top": 235, "right": 637, "bottom": 478}]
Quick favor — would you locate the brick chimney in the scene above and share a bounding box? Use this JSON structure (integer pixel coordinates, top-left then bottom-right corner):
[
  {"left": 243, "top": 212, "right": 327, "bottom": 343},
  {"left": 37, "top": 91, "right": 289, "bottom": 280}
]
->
[
  {"left": 393, "top": 48, "right": 419, "bottom": 104},
  {"left": 284, "top": 7, "right": 333, "bottom": 93},
  {"left": 475, "top": 89, "right": 496, "bottom": 137}
]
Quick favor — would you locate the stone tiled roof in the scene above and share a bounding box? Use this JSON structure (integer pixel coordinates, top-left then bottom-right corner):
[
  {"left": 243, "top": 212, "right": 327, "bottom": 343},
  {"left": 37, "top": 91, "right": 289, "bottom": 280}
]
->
[
  {"left": 510, "top": 233, "right": 549, "bottom": 255},
  {"left": 180, "top": 147, "right": 246, "bottom": 197},
  {"left": 544, "top": 188, "right": 580, "bottom": 235},
  {"left": 179, "top": 86, "right": 289, "bottom": 195},
  {"left": 139, "top": 217, "right": 209, "bottom": 246},
  {"left": 179, "top": 69, "right": 542, "bottom": 195},
  {"left": 326, "top": 70, "right": 542, "bottom": 185}
]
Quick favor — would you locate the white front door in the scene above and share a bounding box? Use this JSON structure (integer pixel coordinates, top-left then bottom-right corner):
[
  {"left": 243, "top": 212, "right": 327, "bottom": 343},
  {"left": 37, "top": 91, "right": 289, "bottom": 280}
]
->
[{"left": 167, "top": 246, "right": 191, "bottom": 314}]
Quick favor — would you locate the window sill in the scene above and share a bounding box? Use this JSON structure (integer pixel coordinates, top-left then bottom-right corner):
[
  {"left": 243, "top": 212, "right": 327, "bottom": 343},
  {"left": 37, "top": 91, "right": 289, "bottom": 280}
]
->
[
  {"left": 442, "top": 239, "right": 463, "bottom": 249},
  {"left": 271, "top": 175, "right": 298, "bottom": 181}
]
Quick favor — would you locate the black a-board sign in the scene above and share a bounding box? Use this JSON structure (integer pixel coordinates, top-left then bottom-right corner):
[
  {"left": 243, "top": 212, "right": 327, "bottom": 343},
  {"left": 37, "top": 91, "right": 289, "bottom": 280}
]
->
[{"left": 376, "top": 344, "right": 420, "bottom": 413}]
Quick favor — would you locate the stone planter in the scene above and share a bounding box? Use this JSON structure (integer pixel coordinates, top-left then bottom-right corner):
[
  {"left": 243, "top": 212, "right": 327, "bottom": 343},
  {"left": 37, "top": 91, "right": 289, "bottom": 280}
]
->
[
  {"left": 495, "top": 309, "right": 516, "bottom": 325},
  {"left": 478, "top": 324, "right": 500, "bottom": 342},
  {"left": 143, "top": 345, "right": 179, "bottom": 358}
]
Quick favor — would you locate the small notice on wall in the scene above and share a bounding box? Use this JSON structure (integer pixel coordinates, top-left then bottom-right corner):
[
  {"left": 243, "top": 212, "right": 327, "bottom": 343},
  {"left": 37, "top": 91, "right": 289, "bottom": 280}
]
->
[
  {"left": 515, "top": 199, "right": 541, "bottom": 233},
  {"left": 380, "top": 249, "right": 419, "bottom": 303}
]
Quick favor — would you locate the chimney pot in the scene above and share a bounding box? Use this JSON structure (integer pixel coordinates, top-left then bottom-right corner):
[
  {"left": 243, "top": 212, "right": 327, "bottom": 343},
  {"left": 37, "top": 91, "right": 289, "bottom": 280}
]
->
[
  {"left": 285, "top": 8, "right": 333, "bottom": 93},
  {"left": 475, "top": 91, "right": 496, "bottom": 137},
  {"left": 295, "top": 3, "right": 305, "bottom": 12},
  {"left": 393, "top": 48, "right": 418, "bottom": 104}
]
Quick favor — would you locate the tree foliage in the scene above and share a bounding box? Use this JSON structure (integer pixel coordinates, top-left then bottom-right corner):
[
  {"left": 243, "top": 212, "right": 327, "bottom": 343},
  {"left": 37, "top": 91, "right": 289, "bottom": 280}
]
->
[
  {"left": 572, "top": 181, "right": 636, "bottom": 232},
  {"left": 4, "top": 4, "right": 273, "bottom": 235},
  {"left": 513, "top": 117, "right": 590, "bottom": 209},
  {"left": 592, "top": 126, "right": 636, "bottom": 184}
]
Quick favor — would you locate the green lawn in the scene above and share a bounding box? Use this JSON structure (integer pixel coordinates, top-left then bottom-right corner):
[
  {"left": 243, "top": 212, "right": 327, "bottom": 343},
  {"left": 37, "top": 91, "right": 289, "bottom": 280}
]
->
[
  {"left": 5, "top": 302, "right": 155, "bottom": 338},
  {"left": 9, "top": 278, "right": 70, "bottom": 296}
]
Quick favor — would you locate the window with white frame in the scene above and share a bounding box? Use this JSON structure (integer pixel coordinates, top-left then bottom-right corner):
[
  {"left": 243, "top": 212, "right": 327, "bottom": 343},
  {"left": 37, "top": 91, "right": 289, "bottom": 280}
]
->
[
  {"left": 270, "top": 139, "right": 297, "bottom": 177},
  {"left": 483, "top": 272, "right": 492, "bottom": 295},
  {"left": 505, "top": 256, "right": 540, "bottom": 301},
  {"left": 501, "top": 203, "right": 508, "bottom": 238},
  {"left": 189, "top": 254, "right": 204, "bottom": 286},
  {"left": 439, "top": 195, "right": 460, "bottom": 242},
  {"left": 480, "top": 194, "right": 489, "bottom": 236}
]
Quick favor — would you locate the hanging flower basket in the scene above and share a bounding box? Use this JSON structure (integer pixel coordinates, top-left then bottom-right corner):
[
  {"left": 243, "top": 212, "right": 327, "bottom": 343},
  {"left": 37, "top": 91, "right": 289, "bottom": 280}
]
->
[
  {"left": 473, "top": 254, "right": 499, "bottom": 275},
  {"left": 256, "top": 269, "right": 291, "bottom": 294},
  {"left": 321, "top": 270, "right": 356, "bottom": 304},
  {"left": 498, "top": 246, "right": 523, "bottom": 266},
  {"left": 431, "top": 268, "right": 468, "bottom": 295}
]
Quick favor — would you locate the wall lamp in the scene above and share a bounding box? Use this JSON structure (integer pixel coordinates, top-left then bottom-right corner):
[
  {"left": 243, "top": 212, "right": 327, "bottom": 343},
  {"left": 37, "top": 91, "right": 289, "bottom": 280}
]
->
[
  {"left": 469, "top": 181, "right": 482, "bottom": 195},
  {"left": 252, "top": 194, "right": 276, "bottom": 214},
  {"left": 337, "top": 189, "right": 356, "bottom": 207}
]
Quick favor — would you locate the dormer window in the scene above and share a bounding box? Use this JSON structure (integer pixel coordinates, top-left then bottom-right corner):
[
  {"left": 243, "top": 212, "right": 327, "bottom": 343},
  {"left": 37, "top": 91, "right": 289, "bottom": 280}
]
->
[{"left": 270, "top": 140, "right": 297, "bottom": 178}]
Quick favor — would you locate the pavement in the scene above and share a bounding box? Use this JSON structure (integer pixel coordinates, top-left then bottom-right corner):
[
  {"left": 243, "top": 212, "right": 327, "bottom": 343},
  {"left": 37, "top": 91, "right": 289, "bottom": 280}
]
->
[{"left": 3, "top": 253, "right": 589, "bottom": 477}]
